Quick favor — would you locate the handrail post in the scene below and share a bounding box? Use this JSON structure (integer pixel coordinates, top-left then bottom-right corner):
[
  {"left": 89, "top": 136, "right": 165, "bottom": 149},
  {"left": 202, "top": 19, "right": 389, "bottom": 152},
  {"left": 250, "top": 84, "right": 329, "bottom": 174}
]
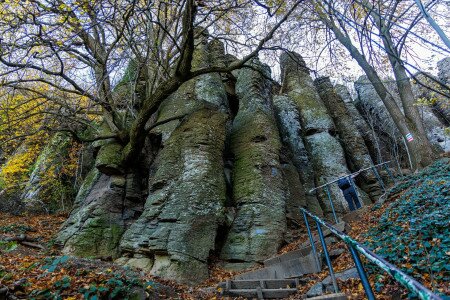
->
[
  {"left": 316, "top": 220, "right": 339, "bottom": 293},
  {"left": 302, "top": 210, "right": 321, "bottom": 271},
  {"left": 371, "top": 165, "right": 385, "bottom": 192},
  {"left": 383, "top": 162, "right": 396, "bottom": 184},
  {"left": 324, "top": 185, "right": 338, "bottom": 224},
  {"left": 349, "top": 245, "right": 375, "bottom": 300}
]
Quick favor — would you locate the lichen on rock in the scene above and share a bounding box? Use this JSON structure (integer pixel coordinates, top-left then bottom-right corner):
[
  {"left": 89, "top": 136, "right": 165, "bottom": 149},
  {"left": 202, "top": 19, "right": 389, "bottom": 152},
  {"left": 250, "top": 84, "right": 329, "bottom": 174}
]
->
[
  {"left": 280, "top": 52, "right": 356, "bottom": 218},
  {"left": 273, "top": 95, "right": 323, "bottom": 216},
  {"left": 220, "top": 60, "right": 286, "bottom": 266},
  {"left": 280, "top": 52, "right": 334, "bottom": 134},
  {"left": 57, "top": 169, "right": 143, "bottom": 258},
  {"left": 120, "top": 108, "right": 228, "bottom": 284},
  {"left": 315, "top": 77, "right": 377, "bottom": 201}
]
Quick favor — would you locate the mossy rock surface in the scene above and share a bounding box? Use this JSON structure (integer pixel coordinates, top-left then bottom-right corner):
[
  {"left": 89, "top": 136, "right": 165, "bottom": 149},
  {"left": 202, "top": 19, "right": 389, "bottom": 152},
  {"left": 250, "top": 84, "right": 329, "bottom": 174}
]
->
[
  {"left": 273, "top": 95, "right": 323, "bottom": 216},
  {"left": 221, "top": 60, "right": 286, "bottom": 264},
  {"left": 95, "top": 142, "right": 124, "bottom": 175},
  {"left": 120, "top": 108, "right": 228, "bottom": 285},
  {"left": 280, "top": 52, "right": 334, "bottom": 133},
  {"left": 58, "top": 171, "right": 143, "bottom": 259},
  {"left": 315, "top": 77, "right": 377, "bottom": 200}
]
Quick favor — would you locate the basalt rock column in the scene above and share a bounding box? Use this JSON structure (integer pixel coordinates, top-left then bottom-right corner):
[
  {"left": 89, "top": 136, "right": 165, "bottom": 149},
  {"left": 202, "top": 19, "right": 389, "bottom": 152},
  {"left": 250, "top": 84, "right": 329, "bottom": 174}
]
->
[
  {"left": 118, "top": 32, "right": 229, "bottom": 285},
  {"left": 280, "top": 52, "right": 352, "bottom": 217},
  {"left": 273, "top": 95, "right": 323, "bottom": 216},
  {"left": 57, "top": 102, "right": 144, "bottom": 258},
  {"left": 411, "top": 72, "right": 449, "bottom": 152},
  {"left": 220, "top": 60, "right": 286, "bottom": 267},
  {"left": 20, "top": 133, "right": 72, "bottom": 212},
  {"left": 354, "top": 75, "right": 405, "bottom": 164},
  {"left": 315, "top": 77, "right": 376, "bottom": 203},
  {"left": 436, "top": 57, "right": 450, "bottom": 123},
  {"left": 57, "top": 168, "right": 144, "bottom": 258},
  {"left": 335, "top": 84, "right": 381, "bottom": 162}
]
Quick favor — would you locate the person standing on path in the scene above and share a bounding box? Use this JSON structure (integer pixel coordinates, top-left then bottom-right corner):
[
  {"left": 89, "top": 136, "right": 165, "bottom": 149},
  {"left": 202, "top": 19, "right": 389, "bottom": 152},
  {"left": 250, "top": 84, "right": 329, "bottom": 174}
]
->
[{"left": 337, "top": 173, "right": 361, "bottom": 211}]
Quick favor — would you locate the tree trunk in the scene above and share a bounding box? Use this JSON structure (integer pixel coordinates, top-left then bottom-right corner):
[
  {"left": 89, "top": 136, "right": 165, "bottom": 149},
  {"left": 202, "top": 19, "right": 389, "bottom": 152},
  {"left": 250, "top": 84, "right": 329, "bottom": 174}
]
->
[{"left": 368, "top": 3, "right": 436, "bottom": 167}]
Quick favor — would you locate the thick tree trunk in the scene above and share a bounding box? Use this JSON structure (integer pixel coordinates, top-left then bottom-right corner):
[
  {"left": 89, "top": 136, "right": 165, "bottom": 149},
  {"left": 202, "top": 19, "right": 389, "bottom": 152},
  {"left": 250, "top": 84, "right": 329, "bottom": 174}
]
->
[{"left": 370, "top": 7, "right": 436, "bottom": 166}]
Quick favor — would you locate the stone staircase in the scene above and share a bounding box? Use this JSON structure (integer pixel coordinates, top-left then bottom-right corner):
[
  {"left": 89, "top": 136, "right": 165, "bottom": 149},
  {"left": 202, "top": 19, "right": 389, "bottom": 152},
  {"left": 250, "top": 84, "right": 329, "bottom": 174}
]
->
[
  {"left": 217, "top": 212, "right": 370, "bottom": 299},
  {"left": 218, "top": 279, "right": 300, "bottom": 299}
]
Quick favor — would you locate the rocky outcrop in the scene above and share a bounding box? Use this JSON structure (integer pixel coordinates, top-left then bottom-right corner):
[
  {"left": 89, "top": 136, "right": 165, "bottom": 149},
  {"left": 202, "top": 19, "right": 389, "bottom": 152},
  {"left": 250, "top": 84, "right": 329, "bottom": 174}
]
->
[
  {"left": 20, "top": 133, "right": 73, "bottom": 212},
  {"left": 411, "top": 72, "right": 449, "bottom": 152},
  {"left": 335, "top": 84, "right": 381, "bottom": 162},
  {"left": 220, "top": 60, "right": 286, "bottom": 266},
  {"left": 280, "top": 52, "right": 353, "bottom": 217},
  {"left": 55, "top": 44, "right": 430, "bottom": 287},
  {"left": 354, "top": 76, "right": 399, "bottom": 138},
  {"left": 118, "top": 33, "right": 229, "bottom": 285},
  {"left": 119, "top": 108, "right": 228, "bottom": 284},
  {"left": 57, "top": 169, "right": 143, "bottom": 258},
  {"left": 354, "top": 76, "right": 407, "bottom": 165},
  {"left": 436, "top": 58, "right": 450, "bottom": 123},
  {"left": 315, "top": 77, "right": 376, "bottom": 202},
  {"left": 356, "top": 74, "right": 447, "bottom": 155},
  {"left": 273, "top": 95, "right": 322, "bottom": 216}
]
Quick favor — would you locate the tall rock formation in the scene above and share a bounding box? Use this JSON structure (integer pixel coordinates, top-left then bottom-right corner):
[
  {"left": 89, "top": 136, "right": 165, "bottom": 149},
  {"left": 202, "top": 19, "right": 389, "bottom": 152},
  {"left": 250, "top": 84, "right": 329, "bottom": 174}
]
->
[
  {"left": 315, "top": 77, "right": 376, "bottom": 202},
  {"left": 118, "top": 33, "right": 229, "bottom": 284},
  {"left": 354, "top": 76, "right": 407, "bottom": 165},
  {"left": 54, "top": 46, "right": 421, "bottom": 286},
  {"left": 411, "top": 72, "right": 449, "bottom": 152},
  {"left": 436, "top": 58, "right": 450, "bottom": 123},
  {"left": 356, "top": 74, "right": 447, "bottom": 156},
  {"left": 335, "top": 84, "right": 381, "bottom": 163},
  {"left": 273, "top": 95, "right": 322, "bottom": 216},
  {"left": 280, "top": 52, "right": 354, "bottom": 217},
  {"left": 220, "top": 60, "right": 286, "bottom": 267}
]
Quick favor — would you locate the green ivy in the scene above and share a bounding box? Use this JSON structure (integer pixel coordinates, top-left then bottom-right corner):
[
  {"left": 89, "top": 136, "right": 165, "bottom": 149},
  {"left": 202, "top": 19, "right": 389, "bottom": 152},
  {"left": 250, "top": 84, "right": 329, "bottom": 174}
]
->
[
  {"left": 41, "top": 255, "right": 70, "bottom": 272},
  {"left": 364, "top": 159, "right": 450, "bottom": 293},
  {"left": 79, "top": 272, "right": 144, "bottom": 300},
  {"left": 0, "top": 241, "right": 18, "bottom": 252}
]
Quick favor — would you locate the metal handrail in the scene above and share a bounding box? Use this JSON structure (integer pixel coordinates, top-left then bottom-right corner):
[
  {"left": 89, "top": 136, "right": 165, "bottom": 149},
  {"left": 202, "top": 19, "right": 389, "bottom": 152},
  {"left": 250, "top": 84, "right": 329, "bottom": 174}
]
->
[
  {"left": 308, "top": 160, "right": 395, "bottom": 224},
  {"left": 300, "top": 208, "right": 444, "bottom": 300},
  {"left": 308, "top": 161, "right": 392, "bottom": 193}
]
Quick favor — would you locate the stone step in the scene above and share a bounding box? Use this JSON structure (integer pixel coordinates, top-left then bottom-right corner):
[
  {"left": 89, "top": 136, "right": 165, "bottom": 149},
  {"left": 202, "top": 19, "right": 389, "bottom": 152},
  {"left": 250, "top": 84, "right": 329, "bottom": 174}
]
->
[
  {"left": 308, "top": 293, "right": 348, "bottom": 299},
  {"left": 218, "top": 278, "right": 300, "bottom": 290},
  {"left": 264, "top": 246, "right": 312, "bottom": 267},
  {"left": 234, "top": 251, "right": 322, "bottom": 280},
  {"left": 223, "top": 288, "right": 298, "bottom": 299},
  {"left": 299, "top": 235, "right": 339, "bottom": 250}
]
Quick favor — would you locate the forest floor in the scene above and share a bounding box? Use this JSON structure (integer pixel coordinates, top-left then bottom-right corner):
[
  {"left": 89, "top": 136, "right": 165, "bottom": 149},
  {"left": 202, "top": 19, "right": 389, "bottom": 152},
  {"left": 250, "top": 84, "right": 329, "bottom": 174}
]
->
[
  {"left": 0, "top": 213, "right": 213, "bottom": 299},
  {"left": 0, "top": 159, "right": 448, "bottom": 299}
]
